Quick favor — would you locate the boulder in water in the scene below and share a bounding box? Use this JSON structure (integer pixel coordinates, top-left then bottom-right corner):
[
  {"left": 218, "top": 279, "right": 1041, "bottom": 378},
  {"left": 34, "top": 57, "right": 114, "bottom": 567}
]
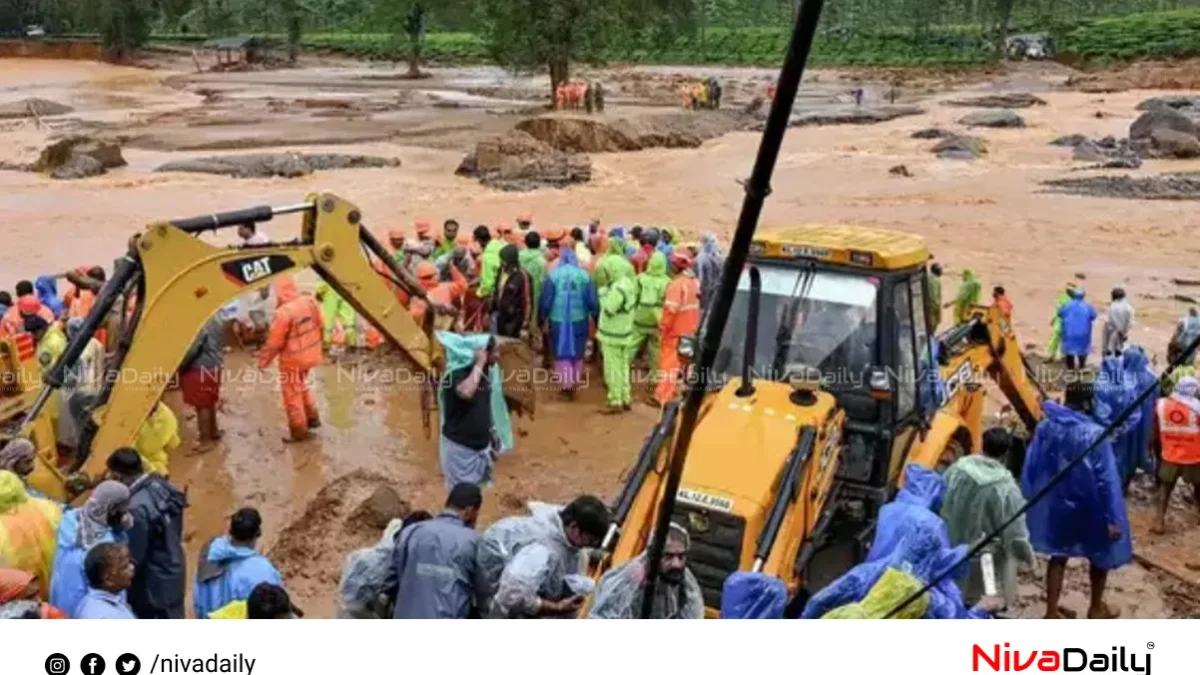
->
[
  {"left": 50, "top": 154, "right": 104, "bottom": 180},
  {"left": 1130, "top": 107, "right": 1197, "bottom": 142},
  {"left": 155, "top": 153, "right": 400, "bottom": 178},
  {"left": 1050, "top": 134, "right": 1089, "bottom": 147},
  {"left": 912, "top": 127, "right": 953, "bottom": 139},
  {"left": 958, "top": 109, "right": 1026, "bottom": 128},
  {"left": 789, "top": 105, "right": 924, "bottom": 127},
  {"left": 1072, "top": 140, "right": 1106, "bottom": 162},
  {"left": 1150, "top": 128, "right": 1200, "bottom": 159},
  {"left": 889, "top": 164, "right": 913, "bottom": 177},
  {"left": 457, "top": 130, "right": 592, "bottom": 192},
  {"left": 944, "top": 93, "right": 1047, "bottom": 109},
  {"left": 1135, "top": 95, "right": 1200, "bottom": 112},
  {"left": 34, "top": 136, "right": 126, "bottom": 174},
  {"left": 0, "top": 97, "right": 74, "bottom": 120},
  {"left": 932, "top": 134, "right": 988, "bottom": 159}
]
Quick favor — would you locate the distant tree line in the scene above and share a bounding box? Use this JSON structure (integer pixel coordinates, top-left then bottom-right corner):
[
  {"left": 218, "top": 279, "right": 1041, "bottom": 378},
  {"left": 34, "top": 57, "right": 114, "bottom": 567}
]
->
[{"left": 0, "top": 0, "right": 1194, "bottom": 76}]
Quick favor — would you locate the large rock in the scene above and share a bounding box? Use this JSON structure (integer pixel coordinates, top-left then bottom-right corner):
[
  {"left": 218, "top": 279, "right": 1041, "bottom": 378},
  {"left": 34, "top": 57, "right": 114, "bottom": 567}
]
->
[
  {"left": 515, "top": 112, "right": 743, "bottom": 154},
  {"left": 50, "top": 155, "right": 104, "bottom": 180},
  {"left": 944, "top": 93, "right": 1047, "bottom": 109},
  {"left": 457, "top": 130, "right": 591, "bottom": 192},
  {"left": 1050, "top": 134, "right": 1089, "bottom": 147},
  {"left": 1150, "top": 128, "right": 1200, "bottom": 159},
  {"left": 347, "top": 485, "right": 409, "bottom": 531},
  {"left": 1072, "top": 140, "right": 1106, "bottom": 162},
  {"left": 959, "top": 109, "right": 1026, "bottom": 128},
  {"left": 34, "top": 136, "right": 126, "bottom": 173},
  {"left": 1130, "top": 108, "right": 1197, "bottom": 142},
  {"left": 1042, "top": 172, "right": 1200, "bottom": 200},
  {"left": 156, "top": 153, "right": 400, "bottom": 178},
  {"left": 0, "top": 97, "right": 74, "bottom": 120},
  {"left": 912, "top": 127, "right": 953, "bottom": 140},
  {"left": 1136, "top": 95, "right": 1200, "bottom": 112},
  {"left": 932, "top": 134, "right": 988, "bottom": 159},
  {"left": 788, "top": 105, "right": 924, "bottom": 128}
]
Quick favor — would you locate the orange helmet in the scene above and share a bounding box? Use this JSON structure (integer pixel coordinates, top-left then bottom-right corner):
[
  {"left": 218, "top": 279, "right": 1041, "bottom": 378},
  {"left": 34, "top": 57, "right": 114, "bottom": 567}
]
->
[
  {"left": 414, "top": 218, "right": 432, "bottom": 236},
  {"left": 543, "top": 226, "right": 566, "bottom": 242},
  {"left": 670, "top": 250, "right": 694, "bottom": 271},
  {"left": 17, "top": 296, "right": 39, "bottom": 315}
]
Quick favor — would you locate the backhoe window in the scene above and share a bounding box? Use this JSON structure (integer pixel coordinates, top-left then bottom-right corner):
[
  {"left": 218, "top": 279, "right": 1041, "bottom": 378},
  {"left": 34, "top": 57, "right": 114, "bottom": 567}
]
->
[
  {"left": 716, "top": 265, "right": 879, "bottom": 387},
  {"left": 894, "top": 281, "right": 917, "bottom": 418}
]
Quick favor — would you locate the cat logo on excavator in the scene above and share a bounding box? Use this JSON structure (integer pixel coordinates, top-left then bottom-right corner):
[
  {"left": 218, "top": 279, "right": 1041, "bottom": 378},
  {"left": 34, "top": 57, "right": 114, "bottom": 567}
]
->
[{"left": 220, "top": 255, "right": 296, "bottom": 287}]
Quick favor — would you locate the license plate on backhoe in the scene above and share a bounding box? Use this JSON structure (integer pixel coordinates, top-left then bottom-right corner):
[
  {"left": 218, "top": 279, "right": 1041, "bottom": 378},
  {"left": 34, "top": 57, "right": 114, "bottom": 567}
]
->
[{"left": 677, "top": 488, "right": 734, "bottom": 513}]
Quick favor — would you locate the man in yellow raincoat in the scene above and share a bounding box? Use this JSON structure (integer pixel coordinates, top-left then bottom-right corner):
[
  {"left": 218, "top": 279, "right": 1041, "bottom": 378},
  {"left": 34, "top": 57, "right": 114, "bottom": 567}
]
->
[
  {"left": 133, "top": 402, "right": 181, "bottom": 476},
  {"left": 316, "top": 282, "right": 358, "bottom": 351},
  {"left": 0, "top": 470, "right": 61, "bottom": 597}
]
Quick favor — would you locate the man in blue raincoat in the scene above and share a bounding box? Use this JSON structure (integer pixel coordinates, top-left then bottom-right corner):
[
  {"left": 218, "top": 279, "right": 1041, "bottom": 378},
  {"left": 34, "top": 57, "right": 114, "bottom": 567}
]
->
[
  {"left": 1021, "top": 380, "right": 1131, "bottom": 619},
  {"left": 1058, "top": 289, "right": 1097, "bottom": 370},
  {"left": 34, "top": 275, "right": 64, "bottom": 319},
  {"left": 194, "top": 507, "right": 284, "bottom": 618},
  {"left": 1123, "top": 346, "right": 1159, "bottom": 479},
  {"left": 721, "top": 571, "right": 788, "bottom": 618},
  {"left": 802, "top": 464, "right": 989, "bottom": 619},
  {"left": 1094, "top": 353, "right": 1147, "bottom": 490},
  {"left": 539, "top": 249, "right": 599, "bottom": 400}
]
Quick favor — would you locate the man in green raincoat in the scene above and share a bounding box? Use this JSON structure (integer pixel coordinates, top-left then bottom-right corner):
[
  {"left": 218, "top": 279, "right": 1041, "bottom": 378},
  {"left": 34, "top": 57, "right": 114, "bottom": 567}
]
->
[
  {"left": 952, "top": 269, "right": 982, "bottom": 325},
  {"left": 316, "top": 282, "right": 358, "bottom": 349},
  {"left": 940, "top": 428, "right": 1034, "bottom": 605},
  {"left": 593, "top": 238, "right": 635, "bottom": 300},
  {"left": 632, "top": 251, "right": 669, "bottom": 375},
  {"left": 476, "top": 226, "right": 506, "bottom": 300},
  {"left": 598, "top": 268, "right": 638, "bottom": 413},
  {"left": 1046, "top": 283, "right": 1078, "bottom": 361},
  {"left": 518, "top": 231, "right": 547, "bottom": 330}
]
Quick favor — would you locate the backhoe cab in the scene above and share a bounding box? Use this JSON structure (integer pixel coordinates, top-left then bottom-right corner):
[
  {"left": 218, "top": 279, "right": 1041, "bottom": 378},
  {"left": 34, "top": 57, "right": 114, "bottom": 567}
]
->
[{"left": 600, "top": 225, "right": 1043, "bottom": 616}]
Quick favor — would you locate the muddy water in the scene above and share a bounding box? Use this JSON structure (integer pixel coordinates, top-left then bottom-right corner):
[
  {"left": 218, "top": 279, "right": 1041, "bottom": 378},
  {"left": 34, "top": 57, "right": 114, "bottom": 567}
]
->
[{"left": 3, "top": 58, "right": 1200, "bottom": 616}]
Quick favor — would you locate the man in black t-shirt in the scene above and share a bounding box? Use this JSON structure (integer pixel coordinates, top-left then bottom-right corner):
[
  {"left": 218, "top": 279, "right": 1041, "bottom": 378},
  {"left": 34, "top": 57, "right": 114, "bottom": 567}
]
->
[{"left": 439, "top": 337, "right": 500, "bottom": 489}]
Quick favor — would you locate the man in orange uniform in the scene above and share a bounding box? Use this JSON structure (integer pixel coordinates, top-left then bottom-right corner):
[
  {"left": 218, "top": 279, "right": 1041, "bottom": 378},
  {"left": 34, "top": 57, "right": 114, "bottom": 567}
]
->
[
  {"left": 1153, "top": 375, "right": 1200, "bottom": 534},
  {"left": 654, "top": 252, "right": 701, "bottom": 406},
  {"left": 1, "top": 281, "right": 54, "bottom": 336},
  {"left": 410, "top": 262, "right": 468, "bottom": 328},
  {"left": 259, "top": 276, "right": 324, "bottom": 443}
]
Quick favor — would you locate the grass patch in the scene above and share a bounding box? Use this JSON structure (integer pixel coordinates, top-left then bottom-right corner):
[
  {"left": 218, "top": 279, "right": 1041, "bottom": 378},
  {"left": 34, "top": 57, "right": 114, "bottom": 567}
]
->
[{"left": 1060, "top": 8, "right": 1200, "bottom": 63}]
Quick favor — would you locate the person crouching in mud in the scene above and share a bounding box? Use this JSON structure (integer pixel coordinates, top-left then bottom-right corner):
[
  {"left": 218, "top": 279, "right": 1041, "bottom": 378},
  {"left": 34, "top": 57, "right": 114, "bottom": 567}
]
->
[{"left": 440, "top": 337, "right": 500, "bottom": 490}]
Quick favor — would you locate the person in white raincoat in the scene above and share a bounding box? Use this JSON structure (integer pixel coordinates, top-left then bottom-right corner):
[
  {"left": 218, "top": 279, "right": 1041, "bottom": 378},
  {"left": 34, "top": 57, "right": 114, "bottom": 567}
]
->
[{"left": 587, "top": 522, "right": 704, "bottom": 619}]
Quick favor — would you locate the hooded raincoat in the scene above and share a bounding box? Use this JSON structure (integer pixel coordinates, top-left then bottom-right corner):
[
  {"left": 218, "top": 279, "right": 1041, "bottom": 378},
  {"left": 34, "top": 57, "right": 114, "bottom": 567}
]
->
[
  {"left": 953, "top": 269, "right": 981, "bottom": 325},
  {"left": 538, "top": 249, "right": 599, "bottom": 362},
  {"left": 802, "top": 465, "right": 981, "bottom": 620},
  {"left": 34, "top": 276, "right": 64, "bottom": 319},
  {"left": 594, "top": 238, "right": 636, "bottom": 299},
  {"left": 1021, "top": 401, "right": 1132, "bottom": 570},
  {"left": 337, "top": 518, "right": 404, "bottom": 618},
  {"left": 587, "top": 525, "right": 703, "bottom": 619},
  {"left": 1095, "top": 355, "right": 1147, "bottom": 484},
  {"left": 0, "top": 471, "right": 60, "bottom": 599},
  {"left": 940, "top": 455, "right": 1034, "bottom": 605},
  {"left": 720, "top": 571, "right": 787, "bottom": 618},
  {"left": 695, "top": 233, "right": 724, "bottom": 313},
  {"left": 126, "top": 474, "right": 187, "bottom": 618},
  {"left": 1123, "top": 347, "right": 1159, "bottom": 475},
  {"left": 518, "top": 247, "right": 548, "bottom": 327},
  {"left": 193, "top": 535, "right": 283, "bottom": 619},
  {"left": 317, "top": 282, "right": 358, "bottom": 348},
  {"left": 476, "top": 503, "right": 585, "bottom": 618},
  {"left": 49, "top": 482, "right": 130, "bottom": 617},
  {"left": 633, "top": 252, "right": 669, "bottom": 370},
  {"left": 1059, "top": 297, "right": 1098, "bottom": 358},
  {"left": 599, "top": 272, "right": 638, "bottom": 408}
]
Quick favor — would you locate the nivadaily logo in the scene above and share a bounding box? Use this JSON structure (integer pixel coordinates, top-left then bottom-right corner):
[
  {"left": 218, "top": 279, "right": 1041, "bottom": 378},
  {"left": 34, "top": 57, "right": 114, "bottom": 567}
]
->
[{"left": 973, "top": 644, "right": 1151, "bottom": 675}]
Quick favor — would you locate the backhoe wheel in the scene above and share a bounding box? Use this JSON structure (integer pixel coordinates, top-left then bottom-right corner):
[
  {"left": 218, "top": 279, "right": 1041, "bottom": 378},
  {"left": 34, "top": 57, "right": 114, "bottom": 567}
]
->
[{"left": 936, "top": 437, "right": 967, "bottom": 473}]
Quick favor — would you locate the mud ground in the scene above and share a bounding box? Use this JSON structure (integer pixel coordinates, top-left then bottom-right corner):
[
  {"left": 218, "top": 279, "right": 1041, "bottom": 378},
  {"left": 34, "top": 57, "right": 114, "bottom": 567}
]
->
[{"left": 2, "top": 53, "right": 1200, "bottom": 617}]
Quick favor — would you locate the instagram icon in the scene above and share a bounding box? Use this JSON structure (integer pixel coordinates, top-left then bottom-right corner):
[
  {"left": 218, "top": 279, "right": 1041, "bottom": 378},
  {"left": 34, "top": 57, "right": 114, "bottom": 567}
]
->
[{"left": 45, "top": 653, "right": 70, "bottom": 675}]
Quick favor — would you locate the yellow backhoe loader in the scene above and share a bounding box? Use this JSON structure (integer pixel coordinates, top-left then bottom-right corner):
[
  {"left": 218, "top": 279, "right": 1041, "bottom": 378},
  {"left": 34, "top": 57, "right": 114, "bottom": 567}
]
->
[
  {"left": 594, "top": 225, "right": 1046, "bottom": 616},
  {"left": 0, "top": 192, "right": 531, "bottom": 502}
]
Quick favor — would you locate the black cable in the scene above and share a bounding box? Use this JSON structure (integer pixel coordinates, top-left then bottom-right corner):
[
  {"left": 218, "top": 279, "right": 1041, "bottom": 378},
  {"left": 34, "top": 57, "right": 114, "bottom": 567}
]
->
[{"left": 882, "top": 336, "right": 1200, "bottom": 618}]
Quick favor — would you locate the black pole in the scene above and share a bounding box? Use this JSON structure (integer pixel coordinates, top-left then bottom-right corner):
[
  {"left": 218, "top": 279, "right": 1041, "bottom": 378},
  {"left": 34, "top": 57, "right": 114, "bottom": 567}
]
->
[
  {"left": 639, "top": 0, "right": 827, "bottom": 619},
  {"left": 882, "top": 337, "right": 1200, "bottom": 618},
  {"left": 736, "top": 267, "right": 761, "bottom": 397}
]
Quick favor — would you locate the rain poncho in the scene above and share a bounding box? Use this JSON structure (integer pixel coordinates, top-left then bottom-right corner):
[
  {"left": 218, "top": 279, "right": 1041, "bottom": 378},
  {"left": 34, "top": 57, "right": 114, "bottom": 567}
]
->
[
  {"left": 337, "top": 518, "right": 404, "bottom": 618},
  {"left": 695, "top": 233, "right": 724, "bottom": 312},
  {"left": 317, "top": 282, "right": 358, "bottom": 348},
  {"left": 720, "top": 571, "right": 787, "bottom": 619},
  {"left": 953, "top": 269, "right": 981, "bottom": 325},
  {"left": 1058, "top": 297, "right": 1098, "bottom": 358},
  {"left": 802, "top": 465, "right": 980, "bottom": 620},
  {"left": 478, "top": 239, "right": 506, "bottom": 298},
  {"left": 0, "top": 471, "right": 61, "bottom": 598},
  {"left": 539, "top": 250, "right": 599, "bottom": 361},
  {"left": 34, "top": 275, "right": 64, "bottom": 319},
  {"left": 1095, "top": 355, "right": 1146, "bottom": 484},
  {"left": 133, "top": 403, "right": 181, "bottom": 476},
  {"left": 1021, "top": 401, "right": 1132, "bottom": 570},
  {"left": 1123, "top": 346, "right": 1159, "bottom": 475},
  {"left": 193, "top": 535, "right": 283, "bottom": 619},
  {"left": 392, "top": 512, "right": 479, "bottom": 619},
  {"left": 518, "top": 248, "right": 548, "bottom": 326},
  {"left": 49, "top": 501, "right": 129, "bottom": 618},
  {"left": 587, "top": 526, "right": 704, "bottom": 619},
  {"left": 436, "top": 331, "right": 514, "bottom": 455},
  {"left": 476, "top": 502, "right": 584, "bottom": 618},
  {"left": 820, "top": 568, "right": 930, "bottom": 619},
  {"left": 593, "top": 239, "right": 636, "bottom": 299},
  {"left": 58, "top": 318, "right": 104, "bottom": 450},
  {"left": 940, "top": 455, "right": 1033, "bottom": 605}
]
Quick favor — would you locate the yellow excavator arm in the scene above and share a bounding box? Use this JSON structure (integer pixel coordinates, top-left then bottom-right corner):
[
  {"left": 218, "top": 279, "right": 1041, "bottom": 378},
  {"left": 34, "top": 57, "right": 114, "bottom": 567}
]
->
[{"left": 23, "top": 193, "right": 437, "bottom": 500}]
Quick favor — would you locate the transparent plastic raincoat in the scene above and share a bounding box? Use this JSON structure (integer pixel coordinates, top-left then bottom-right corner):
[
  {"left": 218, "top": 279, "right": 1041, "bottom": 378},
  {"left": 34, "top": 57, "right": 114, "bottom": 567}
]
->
[
  {"left": 476, "top": 502, "right": 586, "bottom": 618},
  {"left": 587, "top": 527, "right": 703, "bottom": 619},
  {"left": 1020, "top": 401, "right": 1132, "bottom": 570},
  {"left": 337, "top": 518, "right": 404, "bottom": 618},
  {"left": 1123, "top": 347, "right": 1159, "bottom": 476},
  {"left": 1094, "top": 355, "right": 1145, "bottom": 484}
]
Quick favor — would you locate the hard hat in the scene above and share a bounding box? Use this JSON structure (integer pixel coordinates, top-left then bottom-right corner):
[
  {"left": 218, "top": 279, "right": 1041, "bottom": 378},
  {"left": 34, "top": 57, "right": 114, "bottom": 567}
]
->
[
  {"left": 671, "top": 250, "right": 694, "bottom": 270},
  {"left": 17, "top": 296, "right": 39, "bottom": 315},
  {"left": 388, "top": 227, "right": 405, "bottom": 240},
  {"left": 414, "top": 219, "right": 432, "bottom": 235},
  {"left": 543, "top": 226, "right": 566, "bottom": 242}
]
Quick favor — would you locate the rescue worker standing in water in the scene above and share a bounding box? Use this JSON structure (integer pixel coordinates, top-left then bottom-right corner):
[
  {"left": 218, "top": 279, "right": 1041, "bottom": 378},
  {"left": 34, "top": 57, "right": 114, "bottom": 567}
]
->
[
  {"left": 259, "top": 276, "right": 324, "bottom": 443},
  {"left": 655, "top": 252, "right": 701, "bottom": 406}
]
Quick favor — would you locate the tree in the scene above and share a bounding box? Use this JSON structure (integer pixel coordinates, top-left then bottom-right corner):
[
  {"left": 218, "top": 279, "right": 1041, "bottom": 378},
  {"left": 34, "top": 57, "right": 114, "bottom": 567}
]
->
[
  {"left": 281, "top": 0, "right": 302, "bottom": 62},
  {"left": 477, "top": 0, "right": 693, "bottom": 102},
  {"left": 99, "top": 0, "right": 152, "bottom": 59},
  {"left": 401, "top": 1, "right": 425, "bottom": 76}
]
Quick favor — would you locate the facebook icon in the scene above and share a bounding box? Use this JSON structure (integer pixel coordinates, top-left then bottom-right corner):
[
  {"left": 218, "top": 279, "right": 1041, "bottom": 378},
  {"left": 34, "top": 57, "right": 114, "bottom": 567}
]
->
[{"left": 81, "top": 654, "right": 106, "bottom": 675}]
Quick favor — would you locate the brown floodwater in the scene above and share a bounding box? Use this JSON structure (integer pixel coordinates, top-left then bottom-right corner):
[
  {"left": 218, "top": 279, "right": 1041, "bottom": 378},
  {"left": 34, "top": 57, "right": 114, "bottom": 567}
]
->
[{"left": 2, "top": 57, "right": 1198, "bottom": 616}]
